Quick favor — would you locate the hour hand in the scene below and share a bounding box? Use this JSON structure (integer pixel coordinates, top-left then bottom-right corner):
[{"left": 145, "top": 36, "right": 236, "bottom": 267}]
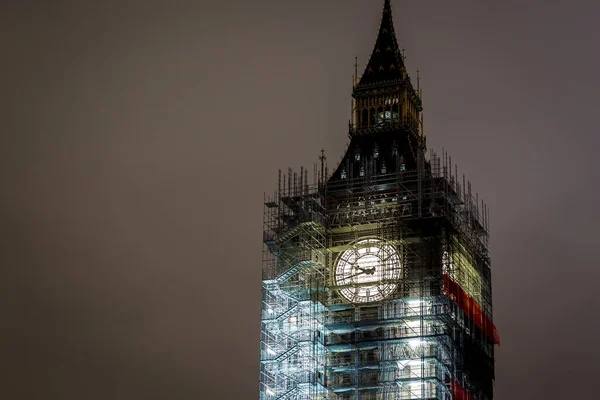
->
[{"left": 355, "top": 266, "right": 375, "bottom": 275}]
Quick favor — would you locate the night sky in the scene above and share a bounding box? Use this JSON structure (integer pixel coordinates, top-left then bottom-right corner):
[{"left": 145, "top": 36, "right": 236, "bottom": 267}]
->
[{"left": 3, "top": 0, "right": 600, "bottom": 398}]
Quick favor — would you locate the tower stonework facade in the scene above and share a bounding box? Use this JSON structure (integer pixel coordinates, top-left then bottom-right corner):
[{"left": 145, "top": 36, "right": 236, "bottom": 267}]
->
[{"left": 258, "top": 2, "right": 499, "bottom": 399}]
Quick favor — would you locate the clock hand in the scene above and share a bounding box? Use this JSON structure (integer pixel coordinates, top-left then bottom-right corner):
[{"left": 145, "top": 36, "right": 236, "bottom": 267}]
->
[
  {"left": 346, "top": 267, "right": 377, "bottom": 281},
  {"left": 356, "top": 266, "right": 376, "bottom": 275},
  {"left": 346, "top": 270, "right": 367, "bottom": 280},
  {"left": 355, "top": 266, "right": 377, "bottom": 275}
]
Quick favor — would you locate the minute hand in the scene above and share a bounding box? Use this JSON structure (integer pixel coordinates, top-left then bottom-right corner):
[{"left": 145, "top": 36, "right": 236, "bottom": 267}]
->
[
  {"left": 347, "top": 268, "right": 376, "bottom": 281},
  {"left": 346, "top": 270, "right": 367, "bottom": 280}
]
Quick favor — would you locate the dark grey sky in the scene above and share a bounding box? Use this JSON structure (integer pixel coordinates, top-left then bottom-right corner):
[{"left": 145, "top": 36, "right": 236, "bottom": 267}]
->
[{"left": 2, "top": 0, "right": 600, "bottom": 398}]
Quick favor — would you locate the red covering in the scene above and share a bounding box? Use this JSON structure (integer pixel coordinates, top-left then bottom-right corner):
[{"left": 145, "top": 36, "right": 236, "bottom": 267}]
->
[
  {"left": 451, "top": 380, "right": 476, "bottom": 400},
  {"left": 443, "top": 273, "right": 500, "bottom": 345}
]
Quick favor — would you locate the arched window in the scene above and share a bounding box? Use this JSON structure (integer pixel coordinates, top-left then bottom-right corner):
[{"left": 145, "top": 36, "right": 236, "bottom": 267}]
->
[
  {"left": 354, "top": 150, "right": 361, "bottom": 161},
  {"left": 377, "top": 106, "right": 384, "bottom": 125},
  {"left": 373, "top": 144, "right": 379, "bottom": 159},
  {"left": 384, "top": 104, "right": 391, "bottom": 123},
  {"left": 392, "top": 103, "right": 399, "bottom": 121},
  {"left": 362, "top": 109, "right": 369, "bottom": 127},
  {"left": 341, "top": 168, "right": 347, "bottom": 179},
  {"left": 359, "top": 166, "right": 365, "bottom": 177},
  {"left": 381, "top": 162, "right": 387, "bottom": 174},
  {"left": 369, "top": 108, "right": 377, "bottom": 126}
]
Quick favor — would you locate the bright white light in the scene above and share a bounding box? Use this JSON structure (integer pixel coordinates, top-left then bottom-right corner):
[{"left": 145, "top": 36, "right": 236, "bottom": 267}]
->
[
  {"left": 408, "top": 339, "right": 426, "bottom": 348},
  {"left": 406, "top": 299, "right": 422, "bottom": 307},
  {"left": 398, "top": 359, "right": 423, "bottom": 369},
  {"left": 408, "top": 382, "right": 423, "bottom": 398},
  {"left": 289, "top": 316, "right": 297, "bottom": 325},
  {"left": 266, "top": 348, "right": 276, "bottom": 355},
  {"left": 267, "top": 308, "right": 274, "bottom": 314},
  {"left": 266, "top": 388, "right": 275, "bottom": 396},
  {"left": 406, "top": 320, "right": 421, "bottom": 328}
]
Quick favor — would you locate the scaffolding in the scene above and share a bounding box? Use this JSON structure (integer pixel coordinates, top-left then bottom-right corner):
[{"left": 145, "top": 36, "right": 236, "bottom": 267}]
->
[
  {"left": 259, "top": 148, "right": 497, "bottom": 400},
  {"left": 259, "top": 0, "right": 497, "bottom": 396},
  {"left": 259, "top": 168, "right": 329, "bottom": 400},
  {"left": 321, "top": 148, "right": 497, "bottom": 400}
]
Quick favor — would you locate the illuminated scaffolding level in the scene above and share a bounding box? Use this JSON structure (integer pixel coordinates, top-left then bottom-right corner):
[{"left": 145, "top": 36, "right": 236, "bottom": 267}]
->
[{"left": 259, "top": 1, "right": 498, "bottom": 399}]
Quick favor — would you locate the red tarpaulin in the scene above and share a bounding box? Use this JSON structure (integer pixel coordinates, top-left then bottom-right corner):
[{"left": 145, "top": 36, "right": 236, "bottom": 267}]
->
[
  {"left": 451, "top": 379, "right": 476, "bottom": 400},
  {"left": 443, "top": 273, "right": 500, "bottom": 345}
]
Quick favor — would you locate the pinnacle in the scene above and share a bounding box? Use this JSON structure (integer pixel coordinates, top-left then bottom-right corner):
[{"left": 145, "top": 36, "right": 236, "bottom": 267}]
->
[{"left": 357, "top": 0, "right": 405, "bottom": 87}]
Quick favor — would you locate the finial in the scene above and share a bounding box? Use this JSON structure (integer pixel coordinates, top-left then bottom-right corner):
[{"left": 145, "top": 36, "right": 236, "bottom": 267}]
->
[
  {"left": 353, "top": 55, "right": 359, "bottom": 86},
  {"left": 319, "top": 148, "right": 327, "bottom": 161},
  {"left": 417, "top": 69, "right": 420, "bottom": 91},
  {"left": 318, "top": 149, "right": 327, "bottom": 187},
  {"left": 401, "top": 47, "right": 406, "bottom": 62}
]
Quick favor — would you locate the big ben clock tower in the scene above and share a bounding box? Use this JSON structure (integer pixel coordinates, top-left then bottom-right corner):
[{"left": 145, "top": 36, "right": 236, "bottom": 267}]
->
[{"left": 258, "top": 1, "right": 499, "bottom": 399}]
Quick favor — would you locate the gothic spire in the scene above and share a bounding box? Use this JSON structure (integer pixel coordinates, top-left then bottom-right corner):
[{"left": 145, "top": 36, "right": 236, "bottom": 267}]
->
[{"left": 357, "top": 0, "right": 405, "bottom": 87}]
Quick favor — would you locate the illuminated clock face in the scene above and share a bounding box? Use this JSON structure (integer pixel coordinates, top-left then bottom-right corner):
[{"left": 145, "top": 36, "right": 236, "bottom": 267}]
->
[{"left": 335, "top": 238, "right": 401, "bottom": 303}]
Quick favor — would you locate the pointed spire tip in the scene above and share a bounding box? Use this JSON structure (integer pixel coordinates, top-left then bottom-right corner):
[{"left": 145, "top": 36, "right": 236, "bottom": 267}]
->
[{"left": 356, "top": 0, "right": 403, "bottom": 87}]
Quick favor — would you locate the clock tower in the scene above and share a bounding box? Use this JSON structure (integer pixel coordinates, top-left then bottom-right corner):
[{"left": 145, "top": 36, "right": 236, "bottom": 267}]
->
[{"left": 258, "top": 1, "right": 499, "bottom": 399}]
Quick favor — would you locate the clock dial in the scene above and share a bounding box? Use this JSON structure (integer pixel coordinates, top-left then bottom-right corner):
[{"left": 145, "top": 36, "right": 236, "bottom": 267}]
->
[{"left": 335, "top": 238, "right": 401, "bottom": 303}]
